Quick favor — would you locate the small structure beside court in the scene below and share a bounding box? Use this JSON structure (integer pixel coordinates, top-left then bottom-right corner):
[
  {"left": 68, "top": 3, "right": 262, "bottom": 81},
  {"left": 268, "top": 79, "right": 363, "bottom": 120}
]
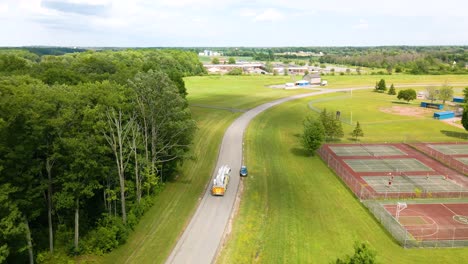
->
[
  {"left": 420, "top": 102, "right": 444, "bottom": 109},
  {"left": 434, "top": 111, "right": 455, "bottom": 120},
  {"left": 453, "top": 96, "right": 464, "bottom": 103}
]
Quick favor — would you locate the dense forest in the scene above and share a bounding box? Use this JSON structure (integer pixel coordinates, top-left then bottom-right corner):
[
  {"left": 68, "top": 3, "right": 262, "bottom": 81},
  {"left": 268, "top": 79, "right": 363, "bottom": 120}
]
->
[
  {"left": 192, "top": 46, "right": 468, "bottom": 74},
  {"left": 0, "top": 49, "right": 205, "bottom": 263}
]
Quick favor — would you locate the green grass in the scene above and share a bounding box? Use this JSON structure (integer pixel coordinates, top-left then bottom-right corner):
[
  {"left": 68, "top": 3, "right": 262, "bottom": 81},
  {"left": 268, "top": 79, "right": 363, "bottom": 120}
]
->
[
  {"left": 186, "top": 75, "right": 312, "bottom": 109},
  {"left": 307, "top": 89, "right": 468, "bottom": 142},
  {"left": 97, "top": 74, "right": 468, "bottom": 263},
  {"left": 322, "top": 74, "right": 468, "bottom": 88},
  {"left": 218, "top": 96, "right": 468, "bottom": 264},
  {"left": 97, "top": 108, "right": 240, "bottom": 263},
  {"left": 97, "top": 75, "right": 313, "bottom": 263}
]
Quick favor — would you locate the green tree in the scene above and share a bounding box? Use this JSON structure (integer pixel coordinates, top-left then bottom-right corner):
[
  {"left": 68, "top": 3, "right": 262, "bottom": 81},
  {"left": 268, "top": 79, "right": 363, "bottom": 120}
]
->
[
  {"left": 0, "top": 184, "right": 26, "bottom": 263},
  {"left": 228, "top": 57, "right": 236, "bottom": 64},
  {"left": 438, "top": 82, "right": 454, "bottom": 104},
  {"left": 227, "top": 68, "right": 242, "bottom": 75},
  {"left": 211, "top": 57, "right": 220, "bottom": 64},
  {"left": 335, "top": 242, "right": 377, "bottom": 264},
  {"left": 426, "top": 86, "right": 438, "bottom": 103},
  {"left": 397, "top": 89, "right": 417, "bottom": 103},
  {"left": 388, "top": 83, "right": 396, "bottom": 95},
  {"left": 301, "top": 116, "right": 325, "bottom": 155},
  {"left": 320, "top": 109, "right": 344, "bottom": 141},
  {"left": 461, "top": 87, "right": 468, "bottom": 130},
  {"left": 374, "top": 79, "right": 387, "bottom": 92},
  {"left": 351, "top": 121, "right": 364, "bottom": 141},
  {"left": 265, "top": 61, "right": 273, "bottom": 73}
]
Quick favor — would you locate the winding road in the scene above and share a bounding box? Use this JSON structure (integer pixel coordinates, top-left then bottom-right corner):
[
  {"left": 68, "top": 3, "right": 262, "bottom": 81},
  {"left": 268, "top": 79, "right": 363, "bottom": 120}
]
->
[
  {"left": 166, "top": 83, "right": 468, "bottom": 264},
  {"left": 165, "top": 87, "right": 370, "bottom": 264}
]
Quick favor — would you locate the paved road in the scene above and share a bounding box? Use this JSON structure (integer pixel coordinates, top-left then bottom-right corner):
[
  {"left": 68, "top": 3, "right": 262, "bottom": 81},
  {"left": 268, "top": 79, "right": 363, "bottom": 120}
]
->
[
  {"left": 166, "top": 83, "right": 468, "bottom": 264},
  {"left": 165, "top": 87, "right": 372, "bottom": 264}
]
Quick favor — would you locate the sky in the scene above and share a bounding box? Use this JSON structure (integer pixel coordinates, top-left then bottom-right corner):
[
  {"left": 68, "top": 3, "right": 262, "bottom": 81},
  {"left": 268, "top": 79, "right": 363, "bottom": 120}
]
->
[{"left": 0, "top": 0, "right": 467, "bottom": 47}]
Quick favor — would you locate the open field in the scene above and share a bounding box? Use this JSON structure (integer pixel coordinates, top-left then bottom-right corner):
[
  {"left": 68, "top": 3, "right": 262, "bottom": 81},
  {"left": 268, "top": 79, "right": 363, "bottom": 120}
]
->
[
  {"left": 186, "top": 75, "right": 311, "bottom": 110},
  {"left": 218, "top": 94, "right": 468, "bottom": 263},
  {"left": 99, "top": 74, "right": 467, "bottom": 263},
  {"left": 98, "top": 76, "right": 313, "bottom": 263},
  {"left": 307, "top": 89, "right": 468, "bottom": 142},
  {"left": 322, "top": 74, "right": 468, "bottom": 88}
]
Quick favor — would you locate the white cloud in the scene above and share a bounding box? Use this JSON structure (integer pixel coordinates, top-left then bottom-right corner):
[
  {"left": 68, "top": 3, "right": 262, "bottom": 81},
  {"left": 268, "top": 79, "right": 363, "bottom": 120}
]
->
[
  {"left": 239, "top": 8, "right": 256, "bottom": 17},
  {"left": 254, "top": 8, "right": 284, "bottom": 22},
  {"left": 353, "top": 19, "right": 369, "bottom": 30},
  {"left": 0, "top": 3, "right": 9, "bottom": 13}
]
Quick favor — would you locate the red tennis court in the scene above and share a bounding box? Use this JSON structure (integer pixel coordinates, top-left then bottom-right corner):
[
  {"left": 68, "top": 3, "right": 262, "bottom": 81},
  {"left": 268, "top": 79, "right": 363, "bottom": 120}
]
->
[{"left": 383, "top": 203, "right": 468, "bottom": 242}]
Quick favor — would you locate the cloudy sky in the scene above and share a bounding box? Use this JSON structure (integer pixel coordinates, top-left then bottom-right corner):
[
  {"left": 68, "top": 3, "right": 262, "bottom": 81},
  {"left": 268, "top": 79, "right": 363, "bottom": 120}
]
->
[{"left": 0, "top": 0, "right": 467, "bottom": 47}]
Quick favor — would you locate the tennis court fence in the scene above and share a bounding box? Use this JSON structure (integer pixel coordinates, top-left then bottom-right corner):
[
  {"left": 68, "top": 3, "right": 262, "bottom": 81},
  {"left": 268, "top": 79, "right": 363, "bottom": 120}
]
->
[
  {"left": 409, "top": 143, "right": 468, "bottom": 176},
  {"left": 363, "top": 201, "right": 468, "bottom": 248},
  {"left": 317, "top": 146, "right": 468, "bottom": 200}
]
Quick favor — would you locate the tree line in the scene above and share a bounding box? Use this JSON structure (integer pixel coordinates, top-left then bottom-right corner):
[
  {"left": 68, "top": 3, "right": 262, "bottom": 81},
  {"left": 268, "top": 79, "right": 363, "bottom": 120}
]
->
[{"left": 0, "top": 49, "right": 204, "bottom": 262}]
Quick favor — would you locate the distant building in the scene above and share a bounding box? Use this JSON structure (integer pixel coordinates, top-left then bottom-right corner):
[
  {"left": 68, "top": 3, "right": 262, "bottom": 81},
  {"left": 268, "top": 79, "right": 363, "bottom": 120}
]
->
[
  {"left": 201, "top": 50, "right": 222, "bottom": 56},
  {"left": 303, "top": 72, "right": 321, "bottom": 84}
]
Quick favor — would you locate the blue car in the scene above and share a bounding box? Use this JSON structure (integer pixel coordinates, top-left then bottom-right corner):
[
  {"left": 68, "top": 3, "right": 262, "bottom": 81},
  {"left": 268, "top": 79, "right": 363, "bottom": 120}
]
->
[{"left": 240, "top": 165, "right": 248, "bottom": 177}]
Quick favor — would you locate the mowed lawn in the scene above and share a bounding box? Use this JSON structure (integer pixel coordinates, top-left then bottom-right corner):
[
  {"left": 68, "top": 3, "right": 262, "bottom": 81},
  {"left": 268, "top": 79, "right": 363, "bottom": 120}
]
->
[
  {"left": 322, "top": 74, "right": 468, "bottom": 88},
  {"left": 218, "top": 96, "right": 468, "bottom": 263},
  {"left": 98, "top": 75, "right": 313, "bottom": 263},
  {"left": 99, "top": 74, "right": 468, "bottom": 263},
  {"left": 308, "top": 89, "right": 468, "bottom": 142},
  {"left": 185, "top": 75, "right": 311, "bottom": 109}
]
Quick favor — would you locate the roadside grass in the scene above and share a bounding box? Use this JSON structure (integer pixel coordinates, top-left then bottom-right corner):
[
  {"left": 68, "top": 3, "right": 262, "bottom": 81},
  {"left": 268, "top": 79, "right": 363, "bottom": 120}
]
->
[
  {"left": 98, "top": 108, "right": 240, "bottom": 264},
  {"left": 218, "top": 96, "right": 468, "bottom": 264},
  {"left": 98, "top": 74, "right": 467, "bottom": 263},
  {"left": 98, "top": 75, "right": 311, "bottom": 263}
]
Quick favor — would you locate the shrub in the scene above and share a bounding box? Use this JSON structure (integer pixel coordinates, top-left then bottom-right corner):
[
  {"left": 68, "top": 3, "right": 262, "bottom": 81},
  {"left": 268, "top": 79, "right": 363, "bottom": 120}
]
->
[{"left": 226, "top": 68, "right": 242, "bottom": 75}]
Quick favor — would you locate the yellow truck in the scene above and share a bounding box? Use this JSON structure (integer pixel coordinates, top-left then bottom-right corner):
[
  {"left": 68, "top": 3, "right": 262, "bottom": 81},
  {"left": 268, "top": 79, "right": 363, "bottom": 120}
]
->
[{"left": 211, "top": 165, "right": 231, "bottom": 196}]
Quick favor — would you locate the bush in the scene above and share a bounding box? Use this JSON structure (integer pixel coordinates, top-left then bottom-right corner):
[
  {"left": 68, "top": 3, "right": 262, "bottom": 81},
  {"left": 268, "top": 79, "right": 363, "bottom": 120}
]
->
[
  {"left": 37, "top": 251, "right": 74, "bottom": 264},
  {"left": 226, "top": 68, "right": 242, "bottom": 75},
  {"left": 81, "top": 215, "right": 130, "bottom": 255}
]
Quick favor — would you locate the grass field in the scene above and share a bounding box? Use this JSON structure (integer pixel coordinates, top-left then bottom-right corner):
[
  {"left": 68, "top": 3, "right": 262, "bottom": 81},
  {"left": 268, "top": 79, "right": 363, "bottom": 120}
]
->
[
  {"left": 217, "top": 96, "right": 468, "bottom": 263},
  {"left": 307, "top": 89, "right": 468, "bottom": 142},
  {"left": 322, "top": 74, "right": 468, "bottom": 89},
  {"left": 97, "top": 74, "right": 468, "bottom": 263},
  {"left": 185, "top": 75, "right": 310, "bottom": 109},
  {"left": 98, "top": 75, "right": 312, "bottom": 263}
]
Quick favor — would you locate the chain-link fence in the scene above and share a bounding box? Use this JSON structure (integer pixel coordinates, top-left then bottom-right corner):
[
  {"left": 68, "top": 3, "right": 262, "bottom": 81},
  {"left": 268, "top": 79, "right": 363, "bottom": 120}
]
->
[
  {"left": 410, "top": 143, "right": 468, "bottom": 175},
  {"left": 318, "top": 144, "right": 468, "bottom": 248},
  {"left": 364, "top": 201, "right": 468, "bottom": 248},
  {"left": 317, "top": 145, "right": 468, "bottom": 200}
]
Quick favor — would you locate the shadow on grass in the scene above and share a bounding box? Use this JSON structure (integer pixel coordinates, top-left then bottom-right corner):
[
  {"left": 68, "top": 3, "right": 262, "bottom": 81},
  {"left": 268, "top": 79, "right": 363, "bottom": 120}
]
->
[
  {"left": 290, "top": 147, "right": 312, "bottom": 157},
  {"left": 440, "top": 130, "right": 468, "bottom": 140},
  {"left": 391, "top": 101, "right": 412, "bottom": 105}
]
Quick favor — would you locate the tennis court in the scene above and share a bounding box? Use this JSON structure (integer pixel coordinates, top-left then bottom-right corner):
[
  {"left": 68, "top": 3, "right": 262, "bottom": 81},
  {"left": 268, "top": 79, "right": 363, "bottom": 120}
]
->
[
  {"left": 428, "top": 144, "right": 468, "bottom": 155},
  {"left": 362, "top": 175, "right": 466, "bottom": 193},
  {"left": 383, "top": 202, "right": 468, "bottom": 245},
  {"left": 319, "top": 143, "right": 468, "bottom": 200},
  {"left": 456, "top": 157, "right": 468, "bottom": 165},
  {"left": 344, "top": 158, "right": 432, "bottom": 172},
  {"left": 329, "top": 145, "right": 406, "bottom": 156}
]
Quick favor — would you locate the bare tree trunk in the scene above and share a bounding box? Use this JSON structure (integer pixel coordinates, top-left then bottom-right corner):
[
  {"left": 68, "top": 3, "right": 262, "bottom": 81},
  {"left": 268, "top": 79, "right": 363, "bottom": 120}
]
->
[
  {"left": 24, "top": 218, "right": 34, "bottom": 264},
  {"left": 132, "top": 126, "right": 141, "bottom": 204},
  {"left": 45, "top": 158, "right": 54, "bottom": 253},
  {"left": 74, "top": 198, "right": 79, "bottom": 253},
  {"left": 103, "top": 109, "right": 134, "bottom": 224}
]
